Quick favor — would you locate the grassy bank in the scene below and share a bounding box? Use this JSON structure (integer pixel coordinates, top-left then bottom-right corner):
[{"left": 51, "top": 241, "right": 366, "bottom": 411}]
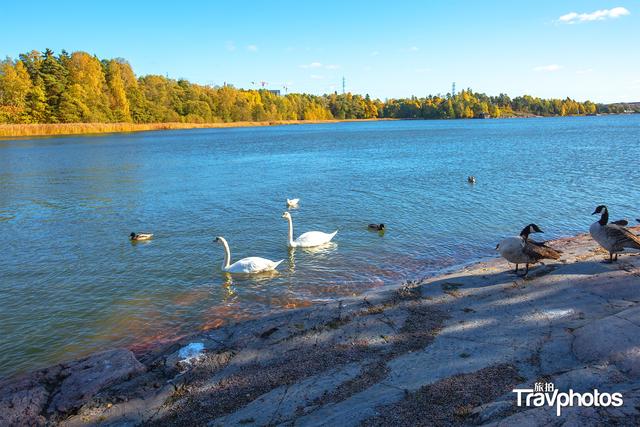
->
[{"left": 0, "top": 119, "right": 387, "bottom": 139}]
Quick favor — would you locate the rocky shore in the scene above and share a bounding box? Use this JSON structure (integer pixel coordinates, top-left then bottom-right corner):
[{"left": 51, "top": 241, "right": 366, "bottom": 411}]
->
[{"left": 2, "top": 228, "right": 640, "bottom": 426}]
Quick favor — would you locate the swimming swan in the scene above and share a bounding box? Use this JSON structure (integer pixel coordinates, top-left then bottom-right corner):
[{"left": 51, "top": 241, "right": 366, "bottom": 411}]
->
[
  {"left": 130, "top": 232, "right": 153, "bottom": 241},
  {"left": 214, "top": 236, "right": 283, "bottom": 274},
  {"left": 287, "top": 198, "right": 300, "bottom": 208},
  {"left": 590, "top": 205, "right": 640, "bottom": 262},
  {"left": 281, "top": 211, "right": 337, "bottom": 248}
]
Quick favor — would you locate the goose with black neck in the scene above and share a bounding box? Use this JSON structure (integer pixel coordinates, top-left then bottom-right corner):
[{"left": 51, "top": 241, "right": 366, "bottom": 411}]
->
[
  {"left": 590, "top": 205, "right": 640, "bottom": 262},
  {"left": 496, "top": 223, "right": 562, "bottom": 275}
]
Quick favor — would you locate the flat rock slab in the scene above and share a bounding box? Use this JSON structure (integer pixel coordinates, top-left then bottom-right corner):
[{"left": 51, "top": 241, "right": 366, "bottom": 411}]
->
[
  {"left": 0, "top": 348, "right": 144, "bottom": 425},
  {"left": 573, "top": 306, "right": 640, "bottom": 377},
  {"left": 49, "top": 349, "right": 146, "bottom": 415}
]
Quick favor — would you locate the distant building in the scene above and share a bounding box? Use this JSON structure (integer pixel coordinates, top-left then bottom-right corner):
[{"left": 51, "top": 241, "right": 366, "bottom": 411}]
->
[
  {"left": 476, "top": 112, "right": 491, "bottom": 119},
  {"left": 268, "top": 89, "right": 281, "bottom": 96}
]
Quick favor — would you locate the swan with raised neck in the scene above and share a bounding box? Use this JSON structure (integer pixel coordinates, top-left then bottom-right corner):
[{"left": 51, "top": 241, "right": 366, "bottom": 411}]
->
[
  {"left": 281, "top": 212, "right": 337, "bottom": 248},
  {"left": 214, "top": 236, "right": 283, "bottom": 274}
]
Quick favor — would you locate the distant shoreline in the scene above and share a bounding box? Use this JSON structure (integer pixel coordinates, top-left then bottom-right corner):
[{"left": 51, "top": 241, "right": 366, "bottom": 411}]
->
[
  {"left": 0, "top": 119, "right": 392, "bottom": 139},
  {"left": 1, "top": 114, "right": 636, "bottom": 139}
]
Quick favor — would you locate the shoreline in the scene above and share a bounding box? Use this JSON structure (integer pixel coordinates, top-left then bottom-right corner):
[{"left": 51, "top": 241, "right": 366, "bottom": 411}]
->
[
  {"left": 2, "top": 228, "right": 640, "bottom": 425},
  {"left": 1, "top": 114, "right": 635, "bottom": 139},
  {"left": 0, "top": 119, "right": 391, "bottom": 139}
]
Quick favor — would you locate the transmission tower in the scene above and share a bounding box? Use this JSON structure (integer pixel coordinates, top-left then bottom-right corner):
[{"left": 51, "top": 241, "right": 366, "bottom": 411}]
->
[
  {"left": 342, "top": 76, "right": 346, "bottom": 94},
  {"left": 452, "top": 82, "right": 456, "bottom": 97}
]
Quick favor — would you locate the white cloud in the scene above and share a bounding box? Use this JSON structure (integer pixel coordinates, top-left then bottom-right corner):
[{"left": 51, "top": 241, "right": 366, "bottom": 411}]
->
[
  {"left": 300, "top": 61, "right": 323, "bottom": 69},
  {"left": 310, "top": 74, "right": 324, "bottom": 80},
  {"left": 300, "top": 62, "right": 340, "bottom": 70},
  {"left": 246, "top": 45, "right": 258, "bottom": 52},
  {"left": 533, "top": 64, "right": 563, "bottom": 72},
  {"left": 225, "top": 41, "right": 236, "bottom": 52},
  {"left": 558, "top": 7, "right": 630, "bottom": 24},
  {"left": 576, "top": 68, "right": 594, "bottom": 75},
  {"left": 409, "top": 46, "right": 420, "bottom": 52}
]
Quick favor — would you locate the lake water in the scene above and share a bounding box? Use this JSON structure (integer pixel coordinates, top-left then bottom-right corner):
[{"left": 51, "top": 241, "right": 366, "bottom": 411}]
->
[{"left": 1, "top": 116, "right": 639, "bottom": 378}]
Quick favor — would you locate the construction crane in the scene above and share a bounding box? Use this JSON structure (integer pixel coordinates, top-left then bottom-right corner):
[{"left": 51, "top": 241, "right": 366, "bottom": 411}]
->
[{"left": 250, "top": 81, "right": 289, "bottom": 93}]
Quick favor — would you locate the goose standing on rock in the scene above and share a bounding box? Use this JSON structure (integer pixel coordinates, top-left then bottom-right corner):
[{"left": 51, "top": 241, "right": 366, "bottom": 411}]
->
[
  {"left": 590, "top": 205, "right": 640, "bottom": 262},
  {"left": 214, "top": 236, "right": 283, "bottom": 274},
  {"left": 282, "top": 211, "right": 337, "bottom": 248},
  {"left": 496, "top": 224, "right": 562, "bottom": 275}
]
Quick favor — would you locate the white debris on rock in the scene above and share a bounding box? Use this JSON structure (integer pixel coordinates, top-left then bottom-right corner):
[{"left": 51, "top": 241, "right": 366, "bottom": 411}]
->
[{"left": 178, "top": 342, "right": 205, "bottom": 363}]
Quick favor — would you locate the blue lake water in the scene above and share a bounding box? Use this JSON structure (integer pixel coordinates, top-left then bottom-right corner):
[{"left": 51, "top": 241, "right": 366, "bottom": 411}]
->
[{"left": 1, "top": 116, "right": 639, "bottom": 377}]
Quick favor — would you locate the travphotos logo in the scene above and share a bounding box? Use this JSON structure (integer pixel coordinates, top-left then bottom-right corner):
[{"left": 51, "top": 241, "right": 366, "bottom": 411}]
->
[{"left": 512, "top": 382, "right": 623, "bottom": 416}]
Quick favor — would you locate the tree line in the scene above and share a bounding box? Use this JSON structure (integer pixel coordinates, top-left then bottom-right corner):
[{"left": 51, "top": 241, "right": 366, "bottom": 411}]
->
[{"left": 0, "top": 49, "right": 635, "bottom": 124}]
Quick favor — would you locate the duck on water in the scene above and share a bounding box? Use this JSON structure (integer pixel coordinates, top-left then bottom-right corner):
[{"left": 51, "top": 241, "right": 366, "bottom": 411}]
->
[
  {"left": 496, "top": 223, "right": 562, "bottom": 275},
  {"left": 130, "top": 232, "right": 153, "bottom": 241},
  {"left": 590, "top": 205, "right": 640, "bottom": 262}
]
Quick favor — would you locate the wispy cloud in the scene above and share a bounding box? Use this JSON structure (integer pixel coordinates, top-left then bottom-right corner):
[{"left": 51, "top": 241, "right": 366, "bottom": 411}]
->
[
  {"left": 225, "top": 41, "right": 236, "bottom": 52},
  {"left": 310, "top": 74, "right": 324, "bottom": 80},
  {"left": 300, "top": 62, "right": 323, "bottom": 69},
  {"left": 533, "top": 64, "right": 563, "bottom": 72},
  {"left": 300, "top": 62, "right": 340, "bottom": 70},
  {"left": 408, "top": 46, "right": 420, "bottom": 52},
  {"left": 576, "top": 68, "right": 594, "bottom": 75},
  {"left": 558, "top": 7, "right": 630, "bottom": 24},
  {"left": 370, "top": 51, "right": 379, "bottom": 56},
  {"left": 246, "top": 44, "right": 258, "bottom": 52}
]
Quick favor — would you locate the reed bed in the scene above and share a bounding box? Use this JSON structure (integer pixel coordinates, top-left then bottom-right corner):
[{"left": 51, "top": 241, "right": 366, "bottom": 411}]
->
[{"left": 0, "top": 119, "right": 385, "bottom": 138}]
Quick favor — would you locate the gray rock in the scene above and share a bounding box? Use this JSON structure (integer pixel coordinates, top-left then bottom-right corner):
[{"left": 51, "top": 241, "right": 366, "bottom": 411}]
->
[
  {"left": 572, "top": 307, "right": 640, "bottom": 377},
  {"left": 48, "top": 349, "right": 145, "bottom": 415},
  {"left": 0, "top": 374, "right": 49, "bottom": 426},
  {"left": 471, "top": 400, "right": 513, "bottom": 423}
]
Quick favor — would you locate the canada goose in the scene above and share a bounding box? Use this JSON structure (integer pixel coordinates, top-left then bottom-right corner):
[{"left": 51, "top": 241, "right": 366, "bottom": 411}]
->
[
  {"left": 611, "top": 219, "right": 629, "bottom": 226},
  {"left": 467, "top": 176, "right": 476, "bottom": 184},
  {"left": 214, "top": 236, "right": 283, "bottom": 274},
  {"left": 496, "top": 224, "right": 562, "bottom": 275},
  {"left": 130, "top": 232, "right": 153, "bottom": 241},
  {"left": 286, "top": 198, "right": 300, "bottom": 208},
  {"left": 590, "top": 205, "right": 640, "bottom": 262},
  {"left": 368, "top": 223, "right": 385, "bottom": 231},
  {"left": 281, "top": 211, "right": 337, "bottom": 248}
]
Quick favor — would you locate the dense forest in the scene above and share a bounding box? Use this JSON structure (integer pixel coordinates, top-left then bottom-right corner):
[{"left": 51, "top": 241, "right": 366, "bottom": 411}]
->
[{"left": 0, "top": 49, "right": 636, "bottom": 125}]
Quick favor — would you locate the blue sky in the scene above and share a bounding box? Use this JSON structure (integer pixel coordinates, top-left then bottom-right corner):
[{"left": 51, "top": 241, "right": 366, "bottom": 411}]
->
[{"left": 2, "top": 1, "right": 638, "bottom": 102}]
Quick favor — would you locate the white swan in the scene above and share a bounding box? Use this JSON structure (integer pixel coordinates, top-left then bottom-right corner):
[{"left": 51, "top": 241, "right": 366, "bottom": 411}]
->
[
  {"left": 282, "top": 211, "right": 337, "bottom": 248},
  {"left": 214, "top": 236, "right": 283, "bottom": 274},
  {"left": 287, "top": 198, "right": 300, "bottom": 208}
]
